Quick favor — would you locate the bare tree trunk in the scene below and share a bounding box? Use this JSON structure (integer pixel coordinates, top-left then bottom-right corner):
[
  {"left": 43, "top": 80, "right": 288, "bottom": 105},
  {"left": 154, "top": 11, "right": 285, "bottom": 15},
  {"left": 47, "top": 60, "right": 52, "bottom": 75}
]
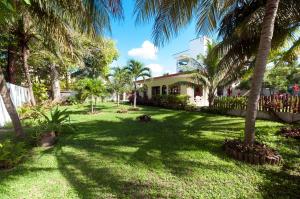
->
[
  {"left": 50, "top": 64, "right": 61, "bottom": 102},
  {"left": 0, "top": 67, "right": 25, "bottom": 138},
  {"left": 208, "top": 88, "right": 215, "bottom": 107},
  {"left": 7, "top": 44, "right": 17, "bottom": 84},
  {"left": 244, "top": 0, "right": 280, "bottom": 145}
]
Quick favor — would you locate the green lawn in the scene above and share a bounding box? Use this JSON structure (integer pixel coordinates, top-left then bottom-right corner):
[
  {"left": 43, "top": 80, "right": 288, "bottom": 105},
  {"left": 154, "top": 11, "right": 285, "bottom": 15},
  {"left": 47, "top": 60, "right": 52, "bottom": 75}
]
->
[{"left": 0, "top": 103, "right": 299, "bottom": 199}]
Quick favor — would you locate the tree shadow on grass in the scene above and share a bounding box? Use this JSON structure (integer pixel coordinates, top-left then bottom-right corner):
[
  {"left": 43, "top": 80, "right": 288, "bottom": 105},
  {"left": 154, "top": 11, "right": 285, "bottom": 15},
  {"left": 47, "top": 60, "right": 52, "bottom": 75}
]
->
[{"left": 47, "top": 111, "right": 253, "bottom": 198}]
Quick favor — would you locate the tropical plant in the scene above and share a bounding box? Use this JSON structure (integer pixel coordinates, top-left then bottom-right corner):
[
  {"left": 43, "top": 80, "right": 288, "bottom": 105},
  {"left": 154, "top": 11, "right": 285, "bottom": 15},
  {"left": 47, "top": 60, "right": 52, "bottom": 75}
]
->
[
  {"left": 134, "top": 0, "right": 283, "bottom": 145},
  {"left": 124, "top": 59, "right": 151, "bottom": 108},
  {"left": 0, "top": 139, "right": 26, "bottom": 169},
  {"left": 108, "top": 67, "right": 131, "bottom": 106},
  {"left": 37, "top": 106, "right": 72, "bottom": 134},
  {"left": 74, "top": 78, "right": 104, "bottom": 113}
]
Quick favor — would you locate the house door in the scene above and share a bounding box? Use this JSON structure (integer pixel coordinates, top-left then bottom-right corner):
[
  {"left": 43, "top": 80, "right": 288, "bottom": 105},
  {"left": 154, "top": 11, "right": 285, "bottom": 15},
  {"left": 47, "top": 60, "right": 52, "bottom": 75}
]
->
[{"left": 194, "top": 86, "right": 203, "bottom": 97}]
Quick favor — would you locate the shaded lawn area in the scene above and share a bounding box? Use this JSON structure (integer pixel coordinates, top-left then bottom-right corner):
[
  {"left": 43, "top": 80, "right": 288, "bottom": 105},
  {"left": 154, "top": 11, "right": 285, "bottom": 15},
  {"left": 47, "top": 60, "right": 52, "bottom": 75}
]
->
[{"left": 0, "top": 103, "right": 299, "bottom": 198}]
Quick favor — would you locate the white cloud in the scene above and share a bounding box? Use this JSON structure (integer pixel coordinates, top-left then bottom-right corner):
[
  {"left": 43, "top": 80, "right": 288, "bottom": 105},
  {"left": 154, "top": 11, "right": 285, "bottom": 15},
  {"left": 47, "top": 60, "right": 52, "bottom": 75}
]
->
[
  {"left": 128, "top": 40, "right": 158, "bottom": 60},
  {"left": 146, "top": 64, "right": 163, "bottom": 77}
]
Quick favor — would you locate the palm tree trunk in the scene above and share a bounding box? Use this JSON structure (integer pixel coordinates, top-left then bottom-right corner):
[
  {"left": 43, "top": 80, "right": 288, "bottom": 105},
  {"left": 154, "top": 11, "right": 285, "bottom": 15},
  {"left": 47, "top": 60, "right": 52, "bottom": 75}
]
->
[
  {"left": 244, "top": 0, "right": 280, "bottom": 145},
  {"left": 133, "top": 91, "right": 137, "bottom": 108},
  {"left": 0, "top": 67, "right": 25, "bottom": 138},
  {"left": 117, "top": 92, "right": 120, "bottom": 106},
  {"left": 7, "top": 44, "right": 17, "bottom": 84},
  {"left": 21, "top": 43, "right": 36, "bottom": 106},
  {"left": 50, "top": 64, "right": 61, "bottom": 102},
  {"left": 208, "top": 88, "right": 215, "bottom": 107},
  {"left": 133, "top": 83, "right": 137, "bottom": 108},
  {"left": 91, "top": 94, "right": 94, "bottom": 113}
]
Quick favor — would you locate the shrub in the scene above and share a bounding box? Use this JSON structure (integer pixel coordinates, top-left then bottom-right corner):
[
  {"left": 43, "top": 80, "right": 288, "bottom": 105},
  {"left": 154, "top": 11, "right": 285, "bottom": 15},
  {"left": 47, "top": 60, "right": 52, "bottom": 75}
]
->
[
  {"left": 31, "top": 106, "right": 73, "bottom": 143},
  {"left": 0, "top": 140, "right": 26, "bottom": 169},
  {"left": 33, "top": 82, "right": 49, "bottom": 103}
]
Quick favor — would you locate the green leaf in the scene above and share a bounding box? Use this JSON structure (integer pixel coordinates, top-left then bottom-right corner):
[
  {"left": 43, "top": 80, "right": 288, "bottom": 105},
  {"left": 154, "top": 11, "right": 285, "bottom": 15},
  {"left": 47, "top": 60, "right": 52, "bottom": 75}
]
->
[{"left": 23, "top": 0, "right": 31, "bottom": 5}]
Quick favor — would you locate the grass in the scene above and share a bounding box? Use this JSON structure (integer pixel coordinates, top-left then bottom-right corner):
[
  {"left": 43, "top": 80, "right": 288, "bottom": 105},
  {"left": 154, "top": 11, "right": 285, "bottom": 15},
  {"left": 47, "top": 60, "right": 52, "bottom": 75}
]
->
[{"left": 0, "top": 103, "right": 299, "bottom": 199}]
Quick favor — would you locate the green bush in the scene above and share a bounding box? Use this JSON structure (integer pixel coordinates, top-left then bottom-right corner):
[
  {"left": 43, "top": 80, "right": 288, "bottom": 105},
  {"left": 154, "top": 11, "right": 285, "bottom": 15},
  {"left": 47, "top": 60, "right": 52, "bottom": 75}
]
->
[
  {"left": 0, "top": 140, "right": 26, "bottom": 169},
  {"left": 150, "top": 94, "right": 189, "bottom": 109},
  {"left": 214, "top": 97, "right": 247, "bottom": 110},
  {"left": 33, "top": 82, "right": 48, "bottom": 103}
]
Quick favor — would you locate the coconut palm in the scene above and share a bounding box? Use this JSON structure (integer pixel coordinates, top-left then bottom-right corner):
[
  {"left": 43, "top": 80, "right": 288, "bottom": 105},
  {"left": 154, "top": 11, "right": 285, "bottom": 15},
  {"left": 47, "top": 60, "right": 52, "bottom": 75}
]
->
[
  {"left": 124, "top": 60, "right": 151, "bottom": 108},
  {"left": 134, "top": 0, "right": 282, "bottom": 145}
]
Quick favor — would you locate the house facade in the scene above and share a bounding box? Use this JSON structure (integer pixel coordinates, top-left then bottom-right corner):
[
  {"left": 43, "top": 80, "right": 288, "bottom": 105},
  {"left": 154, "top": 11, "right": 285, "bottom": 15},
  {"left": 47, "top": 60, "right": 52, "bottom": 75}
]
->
[{"left": 136, "top": 72, "right": 209, "bottom": 107}]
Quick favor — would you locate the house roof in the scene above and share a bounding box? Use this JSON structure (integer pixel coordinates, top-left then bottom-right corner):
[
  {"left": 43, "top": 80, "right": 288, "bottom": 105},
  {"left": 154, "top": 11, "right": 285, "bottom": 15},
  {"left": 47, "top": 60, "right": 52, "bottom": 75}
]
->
[{"left": 135, "top": 71, "right": 193, "bottom": 83}]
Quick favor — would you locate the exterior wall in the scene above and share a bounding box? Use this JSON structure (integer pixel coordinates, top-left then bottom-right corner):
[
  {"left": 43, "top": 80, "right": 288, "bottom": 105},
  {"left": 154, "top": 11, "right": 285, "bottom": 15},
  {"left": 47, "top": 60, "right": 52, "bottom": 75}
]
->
[
  {"left": 139, "top": 73, "right": 209, "bottom": 106},
  {"left": 0, "top": 83, "right": 30, "bottom": 127},
  {"left": 173, "top": 36, "right": 212, "bottom": 72}
]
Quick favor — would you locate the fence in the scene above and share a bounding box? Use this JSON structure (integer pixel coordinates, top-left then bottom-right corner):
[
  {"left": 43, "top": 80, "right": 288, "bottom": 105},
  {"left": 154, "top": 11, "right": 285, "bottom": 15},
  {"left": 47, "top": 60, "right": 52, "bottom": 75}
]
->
[
  {"left": 213, "top": 95, "right": 300, "bottom": 113},
  {"left": 0, "top": 83, "right": 30, "bottom": 127}
]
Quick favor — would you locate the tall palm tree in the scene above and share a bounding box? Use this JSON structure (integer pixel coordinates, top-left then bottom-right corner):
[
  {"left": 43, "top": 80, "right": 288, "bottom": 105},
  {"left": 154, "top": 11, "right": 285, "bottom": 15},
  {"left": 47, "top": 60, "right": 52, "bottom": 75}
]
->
[
  {"left": 196, "top": 42, "right": 246, "bottom": 107},
  {"left": 134, "top": 0, "right": 282, "bottom": 145},
  {"left": 124, "top": 59, "right": 151, "bottom": 108}
]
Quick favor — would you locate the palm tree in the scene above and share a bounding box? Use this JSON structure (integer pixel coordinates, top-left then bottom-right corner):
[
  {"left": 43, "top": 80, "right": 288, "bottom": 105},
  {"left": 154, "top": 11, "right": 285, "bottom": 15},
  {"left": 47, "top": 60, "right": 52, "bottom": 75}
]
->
[
  {"left": 196, "top": 42, "right": 246, "bottom": 107},
  {"left": 134, "top": 0, "right": 282, "bottom": 145},
  {"left": 108, "top": 67, "right": 130, "bottom": 106},
  {"left": 124, "top": 60, "right": 151, "bottom": 108},
  {"left": 173, "top": 41, "right": 247, "bottom": 107}
]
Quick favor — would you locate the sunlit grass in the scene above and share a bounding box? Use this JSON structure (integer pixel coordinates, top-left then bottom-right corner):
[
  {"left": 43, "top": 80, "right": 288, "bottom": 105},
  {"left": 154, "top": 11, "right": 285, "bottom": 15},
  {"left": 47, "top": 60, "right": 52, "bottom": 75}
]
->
[{"left": 0, "top": 103, "right": 299, "bottom": 198}]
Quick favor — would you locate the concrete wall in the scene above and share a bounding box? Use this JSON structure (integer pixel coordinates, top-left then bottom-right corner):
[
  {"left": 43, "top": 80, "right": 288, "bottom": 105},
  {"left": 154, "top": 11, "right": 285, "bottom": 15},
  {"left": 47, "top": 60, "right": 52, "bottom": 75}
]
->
[
  {"left": 0, "top": 83, "right": 30, "bottom": 127},
  {"left": 226, "top": 109, "right": 300, "bottom": 123}
]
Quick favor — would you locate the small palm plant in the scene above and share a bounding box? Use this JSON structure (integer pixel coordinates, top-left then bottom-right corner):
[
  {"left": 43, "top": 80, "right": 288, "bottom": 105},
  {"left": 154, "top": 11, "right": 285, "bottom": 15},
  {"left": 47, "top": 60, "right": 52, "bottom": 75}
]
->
[
  {"left": 39, "top": 106, "right": 72, "bottom": 134},
  {"left": 125, "top": 59, "right": 151, "bottom": 108}
]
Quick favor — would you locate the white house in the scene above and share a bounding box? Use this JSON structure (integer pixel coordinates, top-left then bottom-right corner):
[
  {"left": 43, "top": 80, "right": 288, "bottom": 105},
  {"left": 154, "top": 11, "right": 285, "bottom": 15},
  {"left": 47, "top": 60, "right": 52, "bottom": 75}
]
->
[
  {"left": 173, "top": 36, "right": 211, "bottom": 72},
  {"left": 136, "top": 72, "right": 209, "bottom": 107}
]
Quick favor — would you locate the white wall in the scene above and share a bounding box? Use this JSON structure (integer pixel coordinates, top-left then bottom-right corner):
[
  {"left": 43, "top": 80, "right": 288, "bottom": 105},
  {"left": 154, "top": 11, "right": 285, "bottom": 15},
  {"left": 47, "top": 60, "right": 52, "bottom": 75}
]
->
[{"left": 0, "top": 83, "right": 30, "bottom": 127}]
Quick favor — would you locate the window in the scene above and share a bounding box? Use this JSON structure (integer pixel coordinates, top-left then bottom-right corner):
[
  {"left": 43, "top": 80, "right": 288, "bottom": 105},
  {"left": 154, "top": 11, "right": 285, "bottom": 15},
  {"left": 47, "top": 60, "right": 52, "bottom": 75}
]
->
[
  {"left": 169, "top": 85, "right": 180, "bottom": 95},
  {"left": 162, "top": 85, "right": 167, "bottom": 95},
  {"left": 152, "top": 86, "right": 160, "bottom": 96},
  {"left": 194, "top": 86, "right": 203, "bottom": 97}
]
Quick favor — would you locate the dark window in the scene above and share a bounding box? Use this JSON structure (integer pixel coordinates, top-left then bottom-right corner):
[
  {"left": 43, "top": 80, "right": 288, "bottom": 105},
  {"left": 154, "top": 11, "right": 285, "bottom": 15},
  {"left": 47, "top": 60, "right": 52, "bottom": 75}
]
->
[
  {"left": 194, "top": 86, "right": 203, "bottom": 97},
  {"left": 162, "top": 85, "right": 167, "bottom": 95},
  {"left": 169, "top": 85, "right": 180, "bottom": 95},
  {"left": 152, "top": 86, "right": 160, "bottom": 96}
]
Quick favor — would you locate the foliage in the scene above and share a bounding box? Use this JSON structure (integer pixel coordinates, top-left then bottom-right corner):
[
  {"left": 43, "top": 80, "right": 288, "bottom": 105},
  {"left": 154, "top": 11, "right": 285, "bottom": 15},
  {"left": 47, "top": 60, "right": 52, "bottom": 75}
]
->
[
  {"left": 71, "top": 35, "right": 119, "bottom": 79},
  {"left": 264, "top": 65, "right": 300, "bottom": 93},
  {"left": 32, "top": 82, "right": 49, "bottom": 103},
  {"left": 214, "top": 97, "right": 247, "bottom": 110},
  {"left": 34, "top": 106, "right": 73, "bottom": 137},
  {"left": 74, "top": 78, "right": 104, "bottom": 102},
  {"left": 108, "top": 67, "right": 131, "bottom": 95},
  {"left": 17, "top": 104, "right": 41, "bottom": 121},
  {"left": 0, "top": 139, "right": 26, "bottom": 169},
  {"left": 148, "top": 94, "right": 189, "bottom": 109}
]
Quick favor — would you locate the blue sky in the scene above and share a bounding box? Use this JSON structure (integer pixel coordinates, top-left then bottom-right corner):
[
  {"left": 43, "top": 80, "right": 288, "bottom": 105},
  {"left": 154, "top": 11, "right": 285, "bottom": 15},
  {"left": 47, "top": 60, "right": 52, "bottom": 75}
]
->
[{"left": 107, "top": 1, "right": 199, "bottom": 77}]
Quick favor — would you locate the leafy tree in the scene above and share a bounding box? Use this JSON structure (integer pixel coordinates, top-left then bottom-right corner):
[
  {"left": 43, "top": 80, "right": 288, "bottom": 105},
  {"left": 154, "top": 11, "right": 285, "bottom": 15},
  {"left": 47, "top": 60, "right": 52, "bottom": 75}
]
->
[
  {"left": 71, "top": 35, "right": 119, "bottom": 79},
  {"left": 75, "top": 78, "right": 104, "bottom": 113},
  {"left": 124, "top": 59, "right": 151, "bottom": 108},
  {"left": 108, "top": 67, "right": 131, "bottom": 106}
]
